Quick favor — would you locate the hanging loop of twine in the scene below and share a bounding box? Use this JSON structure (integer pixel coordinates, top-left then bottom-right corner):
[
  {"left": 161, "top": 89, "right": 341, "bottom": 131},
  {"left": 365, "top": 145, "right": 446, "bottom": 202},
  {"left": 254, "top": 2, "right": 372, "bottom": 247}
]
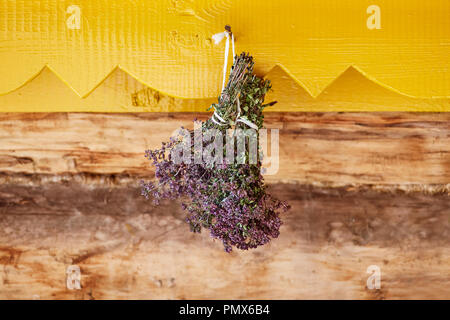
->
[
  {"left": 212, "top": 26, "right": 258, "bottom": 130},
  {"left": 212, "top": 26, "right": 235, "bottom": 92}
]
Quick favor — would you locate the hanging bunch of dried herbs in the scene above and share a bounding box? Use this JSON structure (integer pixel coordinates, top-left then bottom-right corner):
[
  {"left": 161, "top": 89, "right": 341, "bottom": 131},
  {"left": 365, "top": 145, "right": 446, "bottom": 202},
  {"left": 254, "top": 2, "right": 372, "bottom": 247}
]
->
[{"left": 141, "top": 52, "right": 290, "bottom": 252}]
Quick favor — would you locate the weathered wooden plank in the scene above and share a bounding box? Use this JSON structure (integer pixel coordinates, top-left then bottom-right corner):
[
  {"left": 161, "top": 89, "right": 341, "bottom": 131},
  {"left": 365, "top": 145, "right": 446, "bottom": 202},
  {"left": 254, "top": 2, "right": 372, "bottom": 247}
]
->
[
  {"left": 0, "top": 112, "right": 449, "bottom": 188},
  {"left": 0, "top": 182, "right": 448, "bottom": 299}
]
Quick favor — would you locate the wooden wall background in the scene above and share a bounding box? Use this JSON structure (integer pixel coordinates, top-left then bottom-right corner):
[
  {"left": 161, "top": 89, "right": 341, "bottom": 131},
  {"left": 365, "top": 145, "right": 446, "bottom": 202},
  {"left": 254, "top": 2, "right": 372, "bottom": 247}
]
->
[
  {"left": 0, "top": 0, "right": 449, "bottom": 300},
  {"left": 0, "top": 111, "right": 449, "bottom": 299}
]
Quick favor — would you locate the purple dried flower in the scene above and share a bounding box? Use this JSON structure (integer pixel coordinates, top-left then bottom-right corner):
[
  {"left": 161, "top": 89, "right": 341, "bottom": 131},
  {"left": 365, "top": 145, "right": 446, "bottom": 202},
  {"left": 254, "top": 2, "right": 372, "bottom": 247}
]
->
[{"left": 141, "top": 53, "right": 289, "bottom": 252}]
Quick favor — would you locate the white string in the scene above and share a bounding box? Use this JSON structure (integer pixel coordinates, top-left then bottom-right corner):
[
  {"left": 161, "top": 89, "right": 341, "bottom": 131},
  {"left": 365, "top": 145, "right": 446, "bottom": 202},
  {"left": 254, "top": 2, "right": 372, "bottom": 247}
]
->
[
  {"left": 222, "top": 32, "right": 230, "bottom": 92},
  {"left": 212, "top": 30, "right": 233, "bottom": 93},
  {"left": 212, "top": 109, "right": 227, "bottom": 126},
  {"left": 231, "top": 33, "right": 235, "bottom": 64},
  {"left": 236, "top": 118, "right": 258, "bottom": 130},
  {"left": 212, "top": 29, "right": 258, "bottom": 130},
  {"left": 213, "top": 110, "right": 227, "bottom": 123},
  {"left": 211, "top": 116, "right": 223, "bottom": 126},
  {"left": 234, "top": 98, "right": 258, "bottom": 130}
]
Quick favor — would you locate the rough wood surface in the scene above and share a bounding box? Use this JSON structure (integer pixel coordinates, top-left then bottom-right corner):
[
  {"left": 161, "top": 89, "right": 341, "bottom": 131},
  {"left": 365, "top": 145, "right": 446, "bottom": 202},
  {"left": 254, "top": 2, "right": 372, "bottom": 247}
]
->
[
  {"left": 0, "top": 182, "right": 448, "bottom": 300},
  {"left": 0, "top": 111, "right": 448, "bottom": 299},
  {"left": 0, "top": 112, "right": 449, "bottom": 188}
]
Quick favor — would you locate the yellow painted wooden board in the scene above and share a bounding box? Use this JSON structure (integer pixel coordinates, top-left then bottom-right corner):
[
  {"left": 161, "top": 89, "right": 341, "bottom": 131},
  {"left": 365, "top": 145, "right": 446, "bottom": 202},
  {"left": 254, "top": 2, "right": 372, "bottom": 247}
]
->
[
  {"left": 0, "top": 65, "right": 449, "bottom": 112},
  {"left": 0, "top": 0, "right": 449, "bottom": 108}
]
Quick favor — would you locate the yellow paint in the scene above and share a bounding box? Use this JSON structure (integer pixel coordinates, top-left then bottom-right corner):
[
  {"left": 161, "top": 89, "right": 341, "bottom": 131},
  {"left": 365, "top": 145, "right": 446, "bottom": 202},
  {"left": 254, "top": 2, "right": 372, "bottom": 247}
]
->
[
  {"left": 0, "top": 0, "right": 449, "bottom": 111},
  {"left": 0, "top": 65, "right": 448, "bottom": 112},
  {"left": 0, "top": 66, "right": 215, "bottom": 112}
]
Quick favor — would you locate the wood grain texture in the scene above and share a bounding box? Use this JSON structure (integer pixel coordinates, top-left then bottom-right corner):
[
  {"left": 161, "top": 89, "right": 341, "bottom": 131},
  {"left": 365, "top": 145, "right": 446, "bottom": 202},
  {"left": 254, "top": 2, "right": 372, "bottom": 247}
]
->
[
  {"left": 0, "top": 182, "right": 448, "bottom": 300},
  {"left": 0, "top": 111, "right": 448, "bottom": 299},
  {"left": 0, "top": 112, "right": 449, "bottom": 188}
]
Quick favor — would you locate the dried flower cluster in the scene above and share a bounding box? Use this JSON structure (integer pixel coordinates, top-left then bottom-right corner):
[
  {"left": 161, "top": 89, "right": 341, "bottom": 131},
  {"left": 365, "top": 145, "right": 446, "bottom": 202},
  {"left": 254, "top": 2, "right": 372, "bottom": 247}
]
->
[{"left": 141, "top": 53, "right": 290, "bottom": 252}]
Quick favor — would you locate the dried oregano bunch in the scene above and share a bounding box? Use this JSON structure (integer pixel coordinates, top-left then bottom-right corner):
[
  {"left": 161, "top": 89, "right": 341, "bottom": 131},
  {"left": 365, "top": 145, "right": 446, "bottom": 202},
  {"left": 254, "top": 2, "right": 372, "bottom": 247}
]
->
[{"left": 141, "top": 52, "right": 290, "bottom": 252}]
